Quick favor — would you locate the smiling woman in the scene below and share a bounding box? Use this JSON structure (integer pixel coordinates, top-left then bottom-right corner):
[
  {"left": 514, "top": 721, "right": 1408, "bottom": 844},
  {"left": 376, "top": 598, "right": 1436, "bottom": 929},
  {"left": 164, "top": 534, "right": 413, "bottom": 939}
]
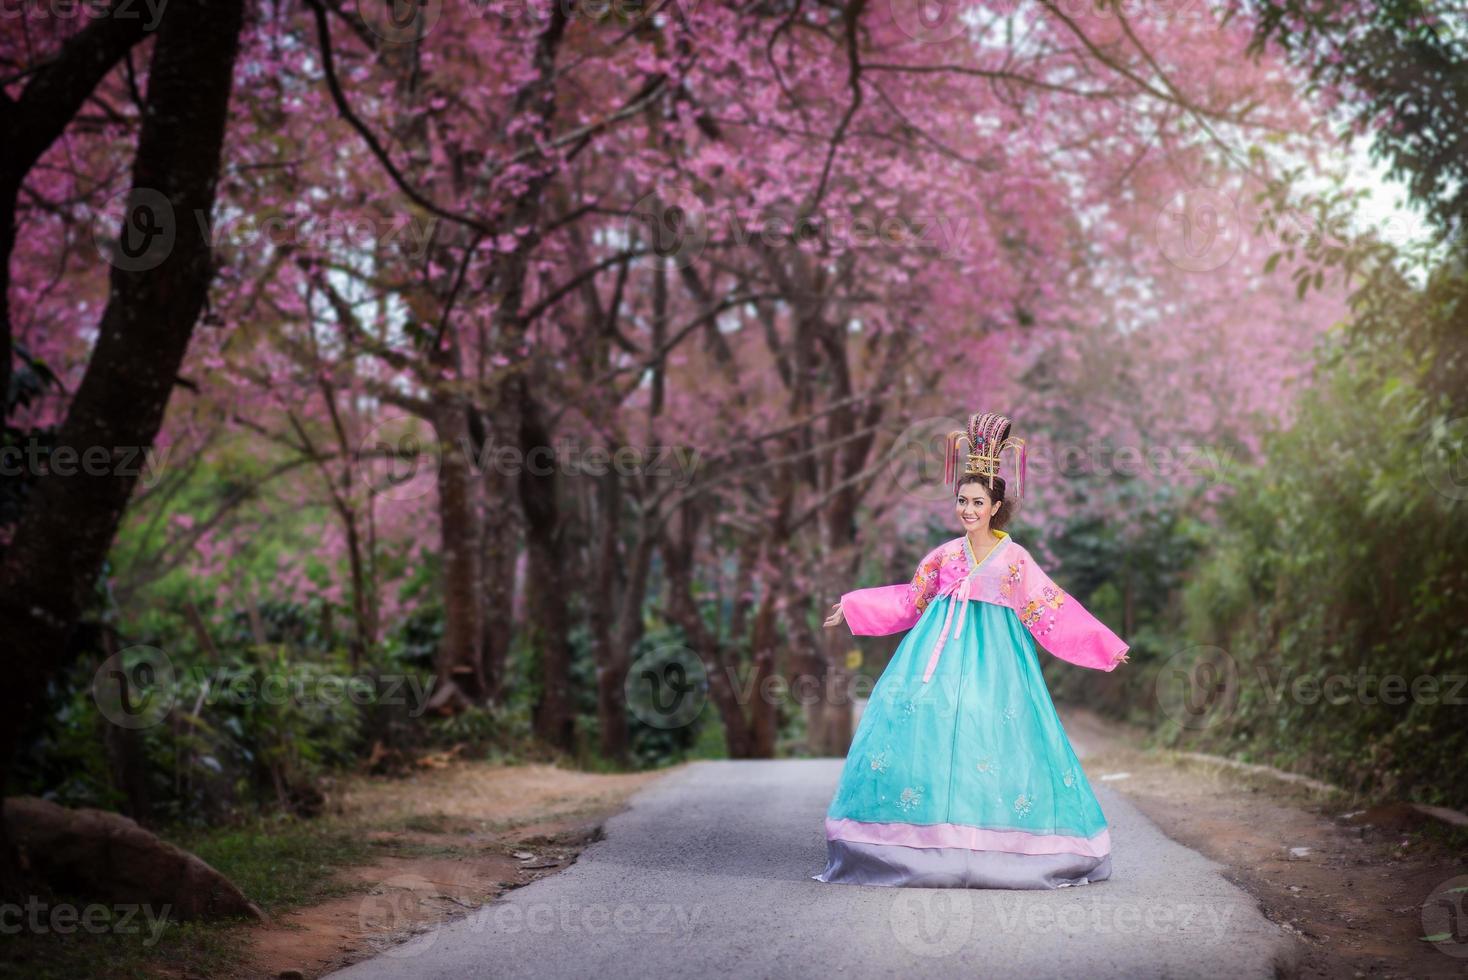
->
[{"left": 815, "top": 412, "right": 1129, "bottom": 890}]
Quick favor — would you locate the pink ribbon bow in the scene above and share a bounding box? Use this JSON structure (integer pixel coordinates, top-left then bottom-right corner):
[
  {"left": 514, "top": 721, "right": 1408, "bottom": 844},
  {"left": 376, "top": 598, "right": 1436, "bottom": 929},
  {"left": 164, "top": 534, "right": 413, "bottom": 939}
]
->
[{"left": 921, "top": 571, "right": 976, "bottom": 683}]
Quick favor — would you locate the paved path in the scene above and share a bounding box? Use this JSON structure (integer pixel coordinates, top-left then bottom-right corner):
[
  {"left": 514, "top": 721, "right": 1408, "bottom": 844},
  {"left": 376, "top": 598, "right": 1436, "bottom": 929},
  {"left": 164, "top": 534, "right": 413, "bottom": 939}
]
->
[{"left": 331, "top": 752, "right": 1298, "bottom": 978}]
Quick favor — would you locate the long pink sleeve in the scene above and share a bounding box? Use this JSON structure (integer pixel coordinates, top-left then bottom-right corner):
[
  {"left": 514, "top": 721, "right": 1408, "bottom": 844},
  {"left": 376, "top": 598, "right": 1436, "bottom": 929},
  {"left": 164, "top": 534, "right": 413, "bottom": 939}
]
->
[
  {"left": 840, "top": 584, "right": 920, "bottom": 635},
  {"left": 1008, "top": 551, "right": 1129, "bottom": 671},
  {"left": 840, "top": 544, "right": 946, "bottom": 636}
]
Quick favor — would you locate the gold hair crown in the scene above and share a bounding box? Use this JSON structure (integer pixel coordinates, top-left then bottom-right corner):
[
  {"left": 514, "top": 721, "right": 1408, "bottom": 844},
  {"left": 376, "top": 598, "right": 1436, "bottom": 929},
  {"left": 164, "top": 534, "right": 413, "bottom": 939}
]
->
[{"left": 942, "top": 411, "right": 1027, "bottom": 499}]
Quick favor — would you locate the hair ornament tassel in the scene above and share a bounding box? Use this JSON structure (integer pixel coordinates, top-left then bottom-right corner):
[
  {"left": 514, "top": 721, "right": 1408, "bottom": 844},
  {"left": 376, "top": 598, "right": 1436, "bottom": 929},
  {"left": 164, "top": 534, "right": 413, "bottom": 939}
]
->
[
  {"left": 942, "top": 429, "right": 964, "bottom": 489},
  {"left": 1018, "top": 439, "right": 1027, "bottom": 501}
]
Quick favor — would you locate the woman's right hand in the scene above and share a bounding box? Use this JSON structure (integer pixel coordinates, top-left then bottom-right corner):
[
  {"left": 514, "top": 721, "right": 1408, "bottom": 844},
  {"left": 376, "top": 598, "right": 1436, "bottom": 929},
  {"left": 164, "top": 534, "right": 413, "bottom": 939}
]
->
[{"left": 823, "top": 601, "right": 845, "bottom": 629}]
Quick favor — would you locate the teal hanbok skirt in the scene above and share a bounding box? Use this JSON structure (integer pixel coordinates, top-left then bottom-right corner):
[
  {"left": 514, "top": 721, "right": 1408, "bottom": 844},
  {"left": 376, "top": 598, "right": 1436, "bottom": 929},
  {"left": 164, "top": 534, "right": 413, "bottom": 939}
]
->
[{"left": 814, "top": 595, "right": 1113, "bottom": 889}]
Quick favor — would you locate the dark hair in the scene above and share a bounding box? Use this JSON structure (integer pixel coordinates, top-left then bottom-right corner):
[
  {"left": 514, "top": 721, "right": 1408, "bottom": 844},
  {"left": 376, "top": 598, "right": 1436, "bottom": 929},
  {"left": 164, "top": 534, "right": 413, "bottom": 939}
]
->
[{"left": 955, "top": 475, "right": 1013, "bottom": 532}]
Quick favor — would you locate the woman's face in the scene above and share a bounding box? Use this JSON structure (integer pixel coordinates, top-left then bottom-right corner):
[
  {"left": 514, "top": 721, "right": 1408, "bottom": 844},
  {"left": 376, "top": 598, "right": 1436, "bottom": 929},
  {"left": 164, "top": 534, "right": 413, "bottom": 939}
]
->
[{"left": 956, "top": 481, "right": 1001, "bottom": 534}]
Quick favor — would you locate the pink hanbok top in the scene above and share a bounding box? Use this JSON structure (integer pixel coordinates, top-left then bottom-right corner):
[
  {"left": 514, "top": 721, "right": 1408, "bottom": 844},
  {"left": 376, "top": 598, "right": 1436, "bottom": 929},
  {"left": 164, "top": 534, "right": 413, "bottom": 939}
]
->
[{"left": 840, "top": 531, "right": 1129, "bottom": 673}]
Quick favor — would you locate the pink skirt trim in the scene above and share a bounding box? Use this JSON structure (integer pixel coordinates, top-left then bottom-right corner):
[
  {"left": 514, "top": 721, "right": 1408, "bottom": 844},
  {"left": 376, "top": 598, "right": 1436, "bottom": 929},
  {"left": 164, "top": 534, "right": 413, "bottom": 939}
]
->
[{"left": 826, "top": 816, "right": 1111, "bottom": 858}]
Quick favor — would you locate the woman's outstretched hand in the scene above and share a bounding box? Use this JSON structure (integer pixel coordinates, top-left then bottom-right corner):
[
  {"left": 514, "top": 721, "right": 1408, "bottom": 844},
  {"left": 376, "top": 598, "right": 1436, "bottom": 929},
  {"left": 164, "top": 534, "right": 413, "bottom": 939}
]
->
[{"left": 823, "top": 601, "right": 845, "bottom": 629}]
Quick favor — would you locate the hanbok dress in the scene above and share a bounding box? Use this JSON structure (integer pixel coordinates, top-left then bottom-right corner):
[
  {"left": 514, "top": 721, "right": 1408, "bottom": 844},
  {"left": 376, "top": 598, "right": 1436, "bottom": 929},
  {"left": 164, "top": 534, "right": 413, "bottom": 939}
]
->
[{"left": 813, "top": 530, "right": 1130, "bottom": 890}]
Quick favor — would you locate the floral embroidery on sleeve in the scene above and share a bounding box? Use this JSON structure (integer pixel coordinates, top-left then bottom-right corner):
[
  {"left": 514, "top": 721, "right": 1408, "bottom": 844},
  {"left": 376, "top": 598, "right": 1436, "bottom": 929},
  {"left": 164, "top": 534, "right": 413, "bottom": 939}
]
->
[
  {"left": 1007, "top": 544, "right": 1130, "bottom": 670},
  {"left": 905, "top": 542, "right": 963, "bottom": 615},
  {"left": 1020, "top": 583, "right": 1067, "bottom": 638},
  {"left": 999, "top": 559, "right": 1024, "bottom": 601}
]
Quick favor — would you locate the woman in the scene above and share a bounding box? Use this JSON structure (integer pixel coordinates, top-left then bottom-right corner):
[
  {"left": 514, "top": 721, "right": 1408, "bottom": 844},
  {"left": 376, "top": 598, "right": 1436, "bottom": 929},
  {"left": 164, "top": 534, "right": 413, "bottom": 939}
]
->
[{"left": 812, "top": 412, "right": 1129, "bottom": 890}]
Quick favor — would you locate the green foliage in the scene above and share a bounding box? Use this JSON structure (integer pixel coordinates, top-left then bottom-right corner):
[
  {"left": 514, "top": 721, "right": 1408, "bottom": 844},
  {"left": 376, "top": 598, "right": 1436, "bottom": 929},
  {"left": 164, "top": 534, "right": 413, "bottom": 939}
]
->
[
  {"left": 428, "top": 701, "right": 536, "bottom": 762},
  {"left": 1169, "top": 316, "right": 1468, "bottom": 808},
  {"left": 1031, "top": 487, "right": 1209, "bottom": 722},
  {"left": 8, "top": 592, "right": 452, "bottom": 826},
  {"left": 173, "top": 817, "right": 375, "bottom": 911},
  {"left": 1248, "top": 0, "right": 1468, "bottom": 232}
]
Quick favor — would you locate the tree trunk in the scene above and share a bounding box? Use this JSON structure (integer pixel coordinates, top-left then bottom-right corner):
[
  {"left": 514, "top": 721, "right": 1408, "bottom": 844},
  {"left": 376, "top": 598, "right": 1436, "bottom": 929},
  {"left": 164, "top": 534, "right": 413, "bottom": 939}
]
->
[
  {"left": 660, "top": 504, "right": 769, "bottom": 759},
  {"left": 480, "top": 465, "right": 519, "bottom": 704},
  {"left": 517, "top": 381, "right": 574, "bottom": 752},
  {"left": 0, "top": 0, "right": 244, "bottom": 899},
  {"left": 431, "top": 394, "right": 486, "bottom": 708},
  {"left": 588, "top": 470, "right": 625, "bottom": 763}
]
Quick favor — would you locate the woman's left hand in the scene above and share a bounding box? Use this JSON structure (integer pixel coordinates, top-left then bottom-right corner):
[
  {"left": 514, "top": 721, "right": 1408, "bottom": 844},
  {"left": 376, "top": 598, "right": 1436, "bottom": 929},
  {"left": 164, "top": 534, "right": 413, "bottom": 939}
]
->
[{"left": 823, "top": 602, "right": 845, "bottom": 629}]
